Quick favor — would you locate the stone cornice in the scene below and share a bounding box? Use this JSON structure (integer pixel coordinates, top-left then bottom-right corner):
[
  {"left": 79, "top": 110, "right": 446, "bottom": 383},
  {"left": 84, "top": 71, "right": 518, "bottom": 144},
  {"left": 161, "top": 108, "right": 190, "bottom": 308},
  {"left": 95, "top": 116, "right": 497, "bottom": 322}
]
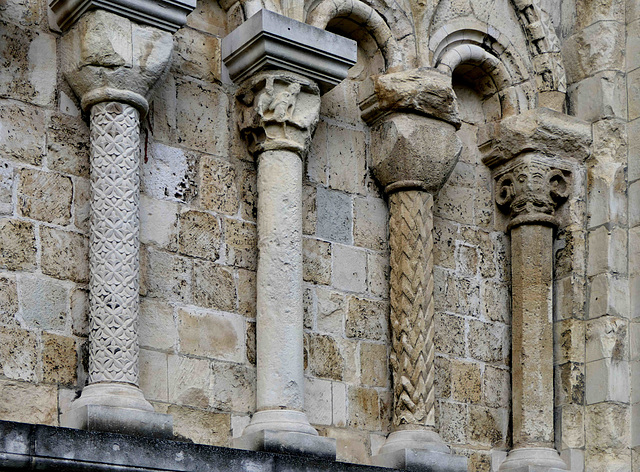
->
[
  {"left": 49, "top": 0, "right": 196, "bottom": 32},
  {"left": 493, "top": 153, "right": 572, "bottom": 230},
  {"left": 358, "top": 68, "right": 460, "bottom": 128},
  {"left": 480, "top": 107, "right": 591, "bottom": 169},
  {"left": 221, "top": 9, "right": 357, "bottom": 94}
]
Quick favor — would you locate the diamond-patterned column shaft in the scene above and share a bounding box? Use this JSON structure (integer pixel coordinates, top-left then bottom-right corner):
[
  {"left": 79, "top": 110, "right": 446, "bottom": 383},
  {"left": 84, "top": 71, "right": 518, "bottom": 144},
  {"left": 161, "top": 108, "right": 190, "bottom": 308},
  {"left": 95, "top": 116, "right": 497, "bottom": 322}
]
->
[
  {"left": 388, "top": 190, "right": 436, "bottom": 430},
  {"left": 88, "top": 101, "right": 141, "bottom": 385}
]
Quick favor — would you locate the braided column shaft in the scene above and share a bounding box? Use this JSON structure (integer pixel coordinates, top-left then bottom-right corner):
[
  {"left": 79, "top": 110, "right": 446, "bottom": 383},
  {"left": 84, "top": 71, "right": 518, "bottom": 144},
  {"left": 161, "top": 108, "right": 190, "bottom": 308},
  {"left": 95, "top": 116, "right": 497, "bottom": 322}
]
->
[
  {"left": 388, "top": 190, "right": 435, "bottom": 430},
  {"left": 88, "top": 101, "right": 141, "bottom": 385}
]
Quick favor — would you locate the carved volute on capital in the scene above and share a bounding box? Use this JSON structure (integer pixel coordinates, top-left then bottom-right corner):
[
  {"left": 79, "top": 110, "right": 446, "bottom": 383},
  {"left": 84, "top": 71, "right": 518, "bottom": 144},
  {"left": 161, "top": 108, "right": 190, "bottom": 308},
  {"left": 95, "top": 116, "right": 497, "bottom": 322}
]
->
[
  {"left": 237, "top": 72, "right": 322, "bottom": 157},
  {"left": 359, "top": 68, "right": 462, "bottom": 195},
  {"left": 494, "top": 154, "right": 571, "bottom": 229},
  {"left": 480, "top": 107, "right": 591, "bottom": 230}
]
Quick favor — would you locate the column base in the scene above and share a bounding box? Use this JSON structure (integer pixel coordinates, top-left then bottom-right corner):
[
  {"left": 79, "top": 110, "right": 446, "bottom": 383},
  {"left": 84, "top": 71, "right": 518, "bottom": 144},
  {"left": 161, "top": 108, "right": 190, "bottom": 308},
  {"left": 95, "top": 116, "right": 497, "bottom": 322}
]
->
[
  {"left": 373, "top": 430, "right": 467, "bottom": 471},
  {"left": 233, "top": 410, "right": 335, "bottom": 460},
  {"left": 373, "top": 448, "right": 468, "bottom": 472},
  {"left": 498, "top": 447, "right": 568, "bottom": 471},
  {"left": 61, "top": 383, "right": 172, "bottom": 438}
]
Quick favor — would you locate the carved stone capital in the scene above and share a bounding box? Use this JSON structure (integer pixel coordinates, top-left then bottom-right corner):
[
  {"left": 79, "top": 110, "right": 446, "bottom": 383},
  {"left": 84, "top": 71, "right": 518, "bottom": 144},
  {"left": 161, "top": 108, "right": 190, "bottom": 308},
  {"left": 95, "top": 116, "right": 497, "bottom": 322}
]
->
[
  {"left": 358, "top": 68, "right": 460, "bottom": 127},
  {"left": 369, "top": 113, "right": 462, "bottom": 195},
  {"left": 237, "top": 72, "right": 321, "bottom": 156},
  {"left": 494, "top": 153, "right": 572, "bottom": 229},
  {"left": 61, "top": 9, "right": 174, "bottom": 115}
]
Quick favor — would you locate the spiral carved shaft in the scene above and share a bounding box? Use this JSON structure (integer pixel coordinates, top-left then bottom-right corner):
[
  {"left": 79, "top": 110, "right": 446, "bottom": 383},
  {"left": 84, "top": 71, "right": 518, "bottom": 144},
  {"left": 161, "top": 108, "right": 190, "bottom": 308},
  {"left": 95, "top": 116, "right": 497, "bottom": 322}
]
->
[
  {"left": 88, "top": 101, "right": 141, "bottom": 385},
  {"left": 388, "top": 190, "right": 435, "bottom": 429}
]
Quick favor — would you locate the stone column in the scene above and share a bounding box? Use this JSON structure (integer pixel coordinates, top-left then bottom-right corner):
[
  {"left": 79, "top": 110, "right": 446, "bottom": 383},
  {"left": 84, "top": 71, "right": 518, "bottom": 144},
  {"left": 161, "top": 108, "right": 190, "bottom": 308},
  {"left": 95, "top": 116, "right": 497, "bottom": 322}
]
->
[
  {"left": 481, "top": 108, "right": 591, "bottom": 471},
  {"left": 496, "top": 155, "right": 571, "bottom": 471},
  {"left": 235, "top": 71, "right": 328, "bottom": 450},
  {"left": 222, "top": 9, "right": 356, "bottom": 458},
  {"left": 52, "top": 4, "right": 193, "bottom": 436},
  {"left": 360, "top": 69, "right": 466, "bottom": 472}
]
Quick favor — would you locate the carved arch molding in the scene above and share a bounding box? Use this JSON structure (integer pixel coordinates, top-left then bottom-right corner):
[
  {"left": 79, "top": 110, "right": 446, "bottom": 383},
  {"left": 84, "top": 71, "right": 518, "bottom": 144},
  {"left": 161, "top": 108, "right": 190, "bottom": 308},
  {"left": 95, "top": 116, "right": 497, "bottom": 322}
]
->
[{"left": 219, "top": 0, "right": 565, "bottom": 103}]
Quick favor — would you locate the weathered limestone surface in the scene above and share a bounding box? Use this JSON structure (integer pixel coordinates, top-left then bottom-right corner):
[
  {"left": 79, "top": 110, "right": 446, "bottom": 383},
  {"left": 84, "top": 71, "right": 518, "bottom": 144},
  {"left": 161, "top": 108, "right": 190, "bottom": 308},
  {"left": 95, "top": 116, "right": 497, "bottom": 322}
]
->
[{"left": 0, "top": 0, "right": 635, "bottom": 470}]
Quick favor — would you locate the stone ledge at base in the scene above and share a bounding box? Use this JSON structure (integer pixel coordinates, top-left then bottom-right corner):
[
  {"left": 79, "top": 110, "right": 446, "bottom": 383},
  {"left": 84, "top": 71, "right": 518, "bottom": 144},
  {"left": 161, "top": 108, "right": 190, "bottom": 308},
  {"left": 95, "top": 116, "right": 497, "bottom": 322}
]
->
[
  {"left": 60, "top": 404, "right": 173, "bottom": 439},
  {"left": 373, "top": 449, "right": 468, "bottom": 472},
  {"left": 233, "top": 430, "right": 337, "bottom": 461},
  {"left": 0, "top": 420, "right": 391, "bottom": 472}
]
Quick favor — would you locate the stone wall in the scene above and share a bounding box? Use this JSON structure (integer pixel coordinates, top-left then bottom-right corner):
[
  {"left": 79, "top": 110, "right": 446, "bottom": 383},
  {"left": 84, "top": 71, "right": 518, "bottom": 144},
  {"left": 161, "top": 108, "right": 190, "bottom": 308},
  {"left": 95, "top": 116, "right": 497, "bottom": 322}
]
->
[{"left": 0, "top": 0, "right": 637, "bottom": 471}]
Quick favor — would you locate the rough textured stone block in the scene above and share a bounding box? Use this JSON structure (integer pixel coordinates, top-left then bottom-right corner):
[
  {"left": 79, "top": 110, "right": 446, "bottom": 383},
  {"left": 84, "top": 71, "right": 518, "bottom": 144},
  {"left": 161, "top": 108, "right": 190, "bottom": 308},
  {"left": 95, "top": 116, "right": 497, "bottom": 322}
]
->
[
  {"left": 305, "top": 333, "right": 344, "bottom": 381},
  {"left": 568, "top": 72, "right": 627, "bottom": 122},
  {"left": 139, "top": 349, "right": 169, "bottom": 402},
  {"left": 173, "top": 27, "right": 221, "bottom": 82},
  {"left": 332, "top": 244, "right": 367, "bottom": 293},
  {"left": 143, "top": 247, "right": 192, "bottom": 303},
  {"left": 210, "top": 361, "right": 255, "bottom": 413},
  {"left": 41, "top": 332, "right": 76, "bottom": 385},
  {"left": 40, "top": 227, "right": 89, "bottom": 283},
  {"left": 353, "top": 197, "right": 387, "bottom": 251},
  {"left": 17, "top": 169, "right": 73, "bottom": 225},
  {"left": 585, "top": 358, "right": 629, "bottom": 404},
  {"left": 563, "top": 21, "right": 625, "bottom": 84},
  {"left": 139, "top": 298, "right": 177, "bottom": 350},
  {"left": 142, "top": 142, "right": 198, "bottom": 203},
  {"left": 168, "top": 405, "right": 230, "bottom": 447},
  {"left": 192, "top": 261, "right": 236, "bottom": 312},
  {"left": 316, "top": 187, "right": 352, "bottom": 244},
  {"left": 47, "top": 112, "right": 90, "bottom": 177},
  {"left": 316, "top": 288, "right": 345, "bottom": 335},
  {"left": 0, "top": 327, "right": 38, "bottom": 381},
  {"left": 451, "top": 359, "right": 482, "bottom": 404},
  {"left": 348, "top": 386, "right": 380, "bottom": 431},
  {"left": 167, "top": 355, "right": 211, "bottom": 407},
  {"left": 346, "top": 296, "right": 388, "bottom": 341},
  {"left": 360, "top": 342, "right": 388, "bottom": 387},
  {"left": 178, "top": 308, "right": 243, "bottom": 362},
  {"left": 19, "top": 276, "right": 68, "bottom": 331},
  {"left": 140, "top": 195, "right": 179, "bottom": 250},
  {"left": 0, "top": 381, "right": 57, "bottom": 425},
  {"left": 224, "top": 218, "right": 257, "bottom": 270},
  {"left": 0, "top": 24, "right": 56, "bottom": 106},
  {"left": 199, "top": 155, "right": 238, "bottom": 215},
  {"left": 0, "top": 101, "right": 46, "bottom": 166},
  {"left": 327, "top": 126, "right": 366, "bottom": 195},
  {"left": 303, "top": 238, "right": 331, "bottom": 285},
  {"left": 176, "top": 79, "right": 228, "bottom": 155},
  {"left": 0, "top": 219, "right": 36, "bottom": 271},
  {"left": 305, "top": 377, "right": 332, "bottom": 425},
  {"left": 178, "top": 210, "right": 221, "bottom": 260}
]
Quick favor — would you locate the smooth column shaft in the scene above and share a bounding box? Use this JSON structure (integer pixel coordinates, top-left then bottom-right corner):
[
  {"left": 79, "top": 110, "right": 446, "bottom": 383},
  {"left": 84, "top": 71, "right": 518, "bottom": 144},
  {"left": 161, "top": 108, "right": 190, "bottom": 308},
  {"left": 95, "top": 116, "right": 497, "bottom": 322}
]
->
[
  {"left": 88, "top": 101, "right": 142, "bottom": 386},
  {"left": 510, "top": 224, "right": 555, "bottom": 448},
  {"left": 256, "top": 149, "right": 304, "bottom": 411}
]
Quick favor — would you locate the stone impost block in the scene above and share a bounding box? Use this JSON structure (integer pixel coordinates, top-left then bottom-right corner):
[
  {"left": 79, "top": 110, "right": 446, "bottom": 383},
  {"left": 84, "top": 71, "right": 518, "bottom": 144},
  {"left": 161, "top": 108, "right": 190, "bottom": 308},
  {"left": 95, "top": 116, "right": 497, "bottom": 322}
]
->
[
  {"left": 50, "top": 0, "right": 196, "bottom": 32},
  {"left": 358, "top": 68, "right": 460, "bottom": 127},
  {"left": 61, "top": 10, "right": 174, "bottom": 114},
  {"left": 221, "top": 9, "right": 357, "bottom": 94},
  {"left": 369, "top": 114, "right": 462, "bottom": 194},
  {"left": 233, "top": 430, "right": 337, "bottom": 460},
  {"left": 481, "top": 108, "right": 591, "bottom": 169},
  {"left": 373, "top": 448, "right": 468, "bottom": 472}
]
